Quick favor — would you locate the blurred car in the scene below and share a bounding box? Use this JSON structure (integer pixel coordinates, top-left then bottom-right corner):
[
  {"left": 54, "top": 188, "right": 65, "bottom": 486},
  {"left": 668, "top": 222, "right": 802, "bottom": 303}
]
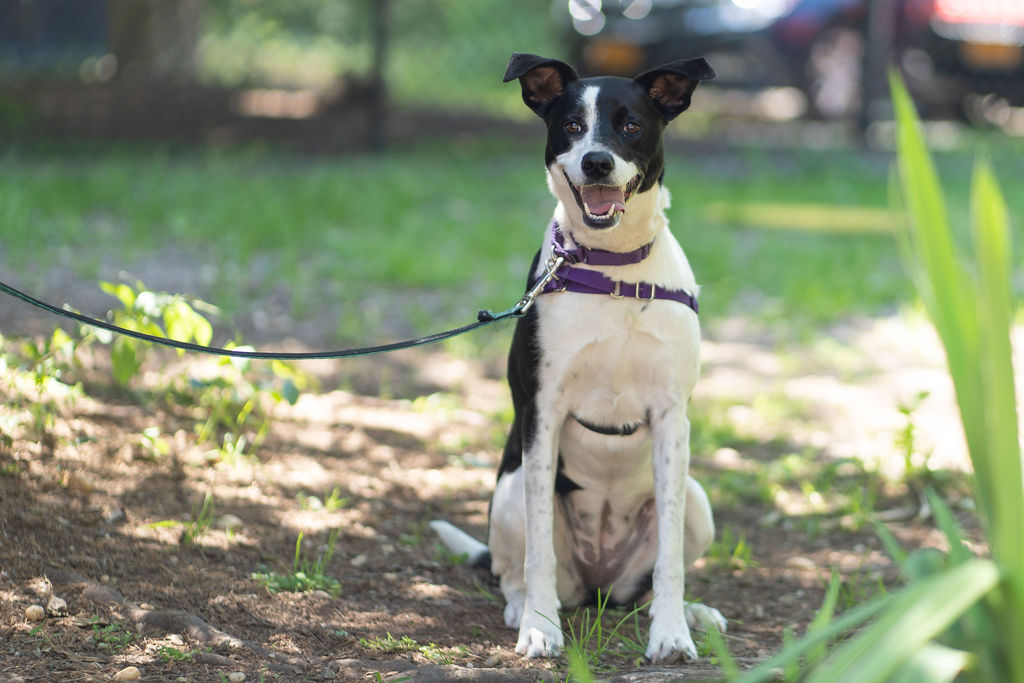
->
[{"left": 562, "top": 0, "right": 1024, "bottom": 120}]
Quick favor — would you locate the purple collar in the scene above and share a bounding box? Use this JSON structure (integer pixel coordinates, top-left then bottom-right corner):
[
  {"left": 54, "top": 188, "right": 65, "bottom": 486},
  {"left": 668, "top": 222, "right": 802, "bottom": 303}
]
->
[
  {"left": 530, "top": 223, "right": 699, "bottom": 315},
  {"left": 540, "top": 263, "right": 698, "bottom": 314},
  {"left": 550, "top": 224, "right": 653, "bottom": 266}
]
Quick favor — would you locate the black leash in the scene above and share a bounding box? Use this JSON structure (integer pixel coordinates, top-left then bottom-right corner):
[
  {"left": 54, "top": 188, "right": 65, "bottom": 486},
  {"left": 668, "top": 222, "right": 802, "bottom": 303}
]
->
[{"left": 0, "top": 274, "right": 556, "bottom": 360}]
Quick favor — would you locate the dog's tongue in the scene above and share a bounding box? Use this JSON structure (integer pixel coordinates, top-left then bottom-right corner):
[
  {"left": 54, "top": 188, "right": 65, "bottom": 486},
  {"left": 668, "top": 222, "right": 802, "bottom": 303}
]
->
[{"left": 581, "top": 185, "right": 626, "bottom": 216}]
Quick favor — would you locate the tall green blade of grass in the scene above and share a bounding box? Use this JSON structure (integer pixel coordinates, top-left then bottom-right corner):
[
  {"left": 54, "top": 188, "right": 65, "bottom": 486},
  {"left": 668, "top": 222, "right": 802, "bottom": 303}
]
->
[
  {"left": 890, "top": 76, "right": 989, "bottom": 519},
  {"left": 805, "top": 558, "right": 998, "bottom": 683},
  {"left": 891, "top": 72, "right": 1024, "bottom": 681},
  {"left": 731, "top": 74, "right": 1023, "bottom": 683}
]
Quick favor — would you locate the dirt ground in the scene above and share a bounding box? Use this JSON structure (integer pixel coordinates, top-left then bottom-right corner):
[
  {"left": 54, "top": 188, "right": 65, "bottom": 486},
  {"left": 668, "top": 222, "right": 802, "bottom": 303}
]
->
[{"left": 0, "top": 293, "right": 976, "bottom": 682}]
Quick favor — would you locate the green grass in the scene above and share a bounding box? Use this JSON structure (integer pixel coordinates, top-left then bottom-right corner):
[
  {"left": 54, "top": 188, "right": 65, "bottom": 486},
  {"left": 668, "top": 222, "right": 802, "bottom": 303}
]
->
[
  {"left": 3, "top": 136, "right": 1024, "bottom": 342},
  {"left": 252, "top": 528, "right": 342, "bottom": 596}
]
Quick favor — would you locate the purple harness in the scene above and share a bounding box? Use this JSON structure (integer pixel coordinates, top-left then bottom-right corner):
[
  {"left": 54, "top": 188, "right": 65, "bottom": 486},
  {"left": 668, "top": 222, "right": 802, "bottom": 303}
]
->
[{"left": 534, "top": 225, "right": 699, "bottom": 314}]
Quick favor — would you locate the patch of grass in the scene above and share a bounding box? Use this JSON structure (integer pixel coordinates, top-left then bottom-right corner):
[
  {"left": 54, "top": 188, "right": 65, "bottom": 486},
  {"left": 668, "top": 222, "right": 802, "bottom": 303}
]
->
[
  {"left": 158, "top": 645, "right": 192, "bottom": 662},
  {"left": 560, "top": 590, "right": 649, "bottom": 677},
  {"left": 145, "top": 491, "right": 217, "bottom": 546},
  {"left": 89, "top": 619, "right": 134, "bottom": 653},
  {"left": 297, "top": 486, "right": 349, "bottom": 511},
  {"left": 7, "top": 141, "right": 1023, "bottom": 343},
  {"left": 705, "top": 525, "right": 758, "bottom": 572},
  {"left": 252, "top": 529, "right": 342, "bottom": 596},
  {"left": 359, "top": 632, "right": 420, "bottom": 655},
  {"left": 182, "top": 492, "right": 216, "bottom": 546}
]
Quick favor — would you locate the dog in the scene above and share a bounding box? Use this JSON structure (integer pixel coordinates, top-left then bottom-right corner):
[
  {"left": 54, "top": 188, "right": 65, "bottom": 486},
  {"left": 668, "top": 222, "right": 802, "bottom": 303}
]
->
[{"left": 432, "top": 52, "right": 725, "bottom": 663}]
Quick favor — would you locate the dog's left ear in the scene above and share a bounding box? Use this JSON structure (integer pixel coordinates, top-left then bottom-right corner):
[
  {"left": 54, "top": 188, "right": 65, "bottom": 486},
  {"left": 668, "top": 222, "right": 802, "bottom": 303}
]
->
[
  {"left": 635, "top": 58, "right": 715, "bottom": 122},
  {"left": 503, "top": 53, "right": 579, "bottom": 119}
]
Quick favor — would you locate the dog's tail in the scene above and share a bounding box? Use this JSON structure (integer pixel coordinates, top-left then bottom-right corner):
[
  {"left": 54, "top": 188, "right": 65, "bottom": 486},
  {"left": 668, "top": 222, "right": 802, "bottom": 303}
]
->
[{"left": 429, "top": 520, "right": 491, "bottom": 570}]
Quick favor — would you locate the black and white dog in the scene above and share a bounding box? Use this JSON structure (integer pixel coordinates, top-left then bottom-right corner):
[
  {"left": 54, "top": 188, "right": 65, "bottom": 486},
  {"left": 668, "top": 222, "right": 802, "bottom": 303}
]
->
[{"left": 433, "top": 53, "right": 725, "bottom": 663}]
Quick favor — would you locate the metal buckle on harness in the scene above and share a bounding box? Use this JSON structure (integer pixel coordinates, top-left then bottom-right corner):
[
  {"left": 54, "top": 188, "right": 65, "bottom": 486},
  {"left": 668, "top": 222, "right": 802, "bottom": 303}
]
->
[
  {"left": 638, "top": 283, "right": 656, "bottom": 301},
  {"left": 610, "top": 281, "right": 624, "bottom": 298}
]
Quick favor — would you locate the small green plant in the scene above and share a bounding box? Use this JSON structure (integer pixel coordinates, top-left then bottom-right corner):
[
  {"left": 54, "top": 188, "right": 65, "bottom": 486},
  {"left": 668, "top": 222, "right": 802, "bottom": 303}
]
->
[
  {"left": 90, "top": 619, "right": 135, "bottom": 652},
  {"left": 359, "top": 632, "right": 420, "bottom": 654},
  {"left": 146, "top": 492, "right": 216, "bottom": 546},
  {"left": 252, "top": 529, "right": 342, "bottom": 596},
  {"left": 717, "top": 72, "right": 1024, "bottom": 683},
  {"left": 182, "top": 492, "right": 216, "bottom": 546},
  {"left": 297, "top": 487, "right": 349, "bottom": 511},
  {"left": 138, "top": 425, "right": 171, "bottom": 461},
  {"left": 559, "top": 589, "right": 649, "bottom": 677},
  {"left": 704, "top": 526, "right": 758, "bottom": 572},
  {"left": 99, "top": 280, "right": 214, "bottom": 386},
  {"left": 158, "top": 645, "right": 192, "bottom": 662},
  {"left": 417, "top": 641, "right": 464, "bottom": 665},
  {"left": 13, "top": 327, "right": 85, "bottom": 441}
]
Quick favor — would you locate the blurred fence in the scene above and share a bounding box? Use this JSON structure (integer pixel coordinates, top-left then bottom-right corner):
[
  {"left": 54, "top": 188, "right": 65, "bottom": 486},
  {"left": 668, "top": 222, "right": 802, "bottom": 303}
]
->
[{"left": 2, "top": 0, "right": 1023, "bottom": 148}]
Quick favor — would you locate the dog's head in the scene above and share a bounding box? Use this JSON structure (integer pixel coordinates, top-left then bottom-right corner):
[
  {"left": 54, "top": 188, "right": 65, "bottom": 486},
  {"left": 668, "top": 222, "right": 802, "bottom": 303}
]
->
[{"left": 504, "top": 53, "right": 713, "bottom": 236}]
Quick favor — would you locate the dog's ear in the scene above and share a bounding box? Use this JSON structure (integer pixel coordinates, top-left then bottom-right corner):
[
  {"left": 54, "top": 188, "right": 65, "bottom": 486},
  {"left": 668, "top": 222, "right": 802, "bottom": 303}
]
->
[
  {"left": 503, "top": 53, "right": 579, "bottom": 119},
  {"left": 634, "top": 58, "right": 715, "bottom": 122}
]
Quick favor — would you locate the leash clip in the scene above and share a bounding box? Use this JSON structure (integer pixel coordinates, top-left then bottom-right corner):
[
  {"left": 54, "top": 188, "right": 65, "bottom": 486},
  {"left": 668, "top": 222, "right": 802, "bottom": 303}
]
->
[{"left": 515, "top": 256, "right": 565, "bottom": 315}]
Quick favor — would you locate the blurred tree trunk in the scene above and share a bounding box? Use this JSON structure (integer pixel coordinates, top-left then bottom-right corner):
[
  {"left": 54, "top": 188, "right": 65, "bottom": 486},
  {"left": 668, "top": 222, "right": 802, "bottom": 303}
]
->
[
  {"left": 107, "top": 0, "right": 203, "bottom": 83},
  {"left": 860, "top": 0, "right": 896, "bottom": 134}
]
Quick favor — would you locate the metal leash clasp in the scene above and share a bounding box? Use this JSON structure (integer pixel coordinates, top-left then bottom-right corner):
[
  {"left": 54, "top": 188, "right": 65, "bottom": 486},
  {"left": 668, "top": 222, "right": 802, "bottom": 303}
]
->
[{"left": 515, "top": 255, "right": 564, "bottom": 315}]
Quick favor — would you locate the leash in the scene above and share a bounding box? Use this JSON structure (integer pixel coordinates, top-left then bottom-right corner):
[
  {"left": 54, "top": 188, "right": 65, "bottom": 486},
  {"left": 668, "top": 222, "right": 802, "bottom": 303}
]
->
[
  {"left": 1, "top": 227, "right": 698, "bottom": 360},
  {"left": 0, "top": 263, "right": 563, "bottom": 360}
]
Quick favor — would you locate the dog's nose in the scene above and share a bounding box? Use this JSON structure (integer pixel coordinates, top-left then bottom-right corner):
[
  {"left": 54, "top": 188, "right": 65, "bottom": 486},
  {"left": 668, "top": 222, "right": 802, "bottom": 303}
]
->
[{"left": 581, "top": 151, "right": 614, "bottom": 180}]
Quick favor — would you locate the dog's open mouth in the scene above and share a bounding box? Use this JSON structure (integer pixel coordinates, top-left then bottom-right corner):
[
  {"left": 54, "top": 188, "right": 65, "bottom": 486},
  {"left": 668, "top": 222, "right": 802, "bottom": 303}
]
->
[{"left": 565, "top": 172, "right": 642, "bottom": 229}]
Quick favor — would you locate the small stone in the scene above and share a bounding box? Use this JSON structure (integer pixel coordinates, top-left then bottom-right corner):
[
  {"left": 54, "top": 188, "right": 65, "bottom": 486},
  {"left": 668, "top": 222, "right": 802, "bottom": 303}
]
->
[
  {"left": 349, "top": 554, "right": 367, "bottom": 567},
  {"left": 785, "top": 556, "right": 817, "bottom": 571},
  {"left": 65, "top": 472, "right": 96, "bottom": 493},
  {"left": 46, "top": 596, "right": 68, "bottom": 617},
  {"left": 168, "top": 634, "right": 184, "bottom": 646},
  {"left": 227, "top": 673, "right": 246, "bottom": 683},
  {"left": 100, "top": 575, "right": 111, "bottom": 583},
  {"left": 310, "top": 590, "right": 331, "bottom": 600},
  {"left": 113, "top": 666, "right": 141, "bottom": 680},
  {"left": 482, "top": 654, "right": 501, "bottom": 667},
  {"left": 25, "top": 605, "right": 45, "bottom": 621},
  {"left": 139, "top": 603, "right": 155, "bottom": 611},
  {"left": 217, "top": 514, "right": 244, "bottom": 531}
]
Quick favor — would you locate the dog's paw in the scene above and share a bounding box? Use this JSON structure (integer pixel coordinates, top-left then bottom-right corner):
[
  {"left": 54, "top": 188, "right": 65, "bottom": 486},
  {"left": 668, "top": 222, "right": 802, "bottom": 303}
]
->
[
  {"left": 503, "top": 597, "right": 525, "bottom": 629},
  {"left": 646, "top": 614, "right": 698, "bottom": 663},
  {"left": 515, "top": 610, "right": 563, "bottom": 658},
  {"left": 685, "top": 601, "right": 727, "bottom": 633}
]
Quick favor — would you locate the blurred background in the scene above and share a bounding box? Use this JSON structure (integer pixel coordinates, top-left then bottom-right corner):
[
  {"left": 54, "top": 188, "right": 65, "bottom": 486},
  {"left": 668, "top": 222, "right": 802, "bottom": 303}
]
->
[
  {"left": 2, "top": 0, "right": 1024, "bottom": 350},
  {"left": 2, "top": 0, "right": 1023, "bottom": 152}
]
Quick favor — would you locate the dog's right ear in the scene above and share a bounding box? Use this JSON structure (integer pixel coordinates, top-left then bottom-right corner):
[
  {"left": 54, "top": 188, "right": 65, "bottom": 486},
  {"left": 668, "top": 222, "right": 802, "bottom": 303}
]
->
[{"left": 503, "top": 53, "right": 579, "bottom": 119}]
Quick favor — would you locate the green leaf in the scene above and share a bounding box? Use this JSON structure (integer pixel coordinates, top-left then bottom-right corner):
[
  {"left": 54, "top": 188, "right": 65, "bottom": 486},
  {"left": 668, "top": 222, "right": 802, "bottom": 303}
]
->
[
  {"left": 805, "top": 558, "right": 999, "bottom": 683},
  {"left": 110, "top": 338, "right": 140, "bottom": 386},
  {"left": 737, "top": 591, "right": 896, "bottom": 683},
  {"left": 888, "top": 643, "right": 972, "bottom": 683},
  {"left": 705, "top": 623, "right": 739, "bottom": 680},
  {"left": 806, "top": 569, "right": 842, "bottom": 665},
  {"left": 100, "top": 281, "right": 136, "bottom": 310},
  {"left": 281, "top": 378, "right": 300, "bottom": 406},
  {"left": 970, "top": 161, "right": 1024, "bottom": 570}
]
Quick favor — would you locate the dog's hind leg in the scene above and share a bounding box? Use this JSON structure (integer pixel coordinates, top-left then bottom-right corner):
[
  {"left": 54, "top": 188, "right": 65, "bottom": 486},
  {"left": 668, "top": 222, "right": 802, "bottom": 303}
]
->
[{"left": 681, "top": 477, "right": 727, "bottom": 633}]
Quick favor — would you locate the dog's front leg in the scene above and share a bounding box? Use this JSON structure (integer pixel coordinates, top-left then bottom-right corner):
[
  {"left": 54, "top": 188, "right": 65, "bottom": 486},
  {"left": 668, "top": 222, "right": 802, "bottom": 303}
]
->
[
  {"left": 515, "top": 411, "right": 564, "bottom": 658},
  {"left": 646, "top": 406, "right": 698, "bottom": 663}
]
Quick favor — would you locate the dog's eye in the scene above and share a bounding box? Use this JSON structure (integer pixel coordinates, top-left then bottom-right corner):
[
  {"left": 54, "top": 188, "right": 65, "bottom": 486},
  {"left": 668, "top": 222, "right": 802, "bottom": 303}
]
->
[
  {"left": 564, "top": 121, "right": 582, "bottom": 135},
  {"left": 623, "top": 121, "right": 641, "bottom": 136}
]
